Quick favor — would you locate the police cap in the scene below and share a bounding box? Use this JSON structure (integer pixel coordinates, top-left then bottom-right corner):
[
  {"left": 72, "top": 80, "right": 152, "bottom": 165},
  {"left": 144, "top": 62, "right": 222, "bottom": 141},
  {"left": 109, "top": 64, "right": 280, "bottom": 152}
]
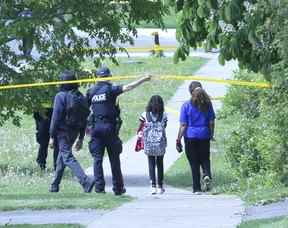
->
[{"left": 95, "top": 67, "right": 111, "bottom": 78}]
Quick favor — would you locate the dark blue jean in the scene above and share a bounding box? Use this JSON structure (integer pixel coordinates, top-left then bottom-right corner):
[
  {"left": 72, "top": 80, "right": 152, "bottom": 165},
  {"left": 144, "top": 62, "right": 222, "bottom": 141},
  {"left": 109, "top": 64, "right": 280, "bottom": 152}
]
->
[{"left": 51, "top": 131, "right": 87, "bottom": 188}]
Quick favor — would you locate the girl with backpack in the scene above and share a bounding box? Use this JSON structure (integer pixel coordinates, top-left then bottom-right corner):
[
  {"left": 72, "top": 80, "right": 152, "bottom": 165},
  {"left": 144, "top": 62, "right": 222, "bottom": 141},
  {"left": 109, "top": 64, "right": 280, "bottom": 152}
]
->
[
  {"left": 176, "top": 81, "right": 215, "bottom": 194},
  {"left": 136, "top": 95, "right": 168, "bottom": 195}
]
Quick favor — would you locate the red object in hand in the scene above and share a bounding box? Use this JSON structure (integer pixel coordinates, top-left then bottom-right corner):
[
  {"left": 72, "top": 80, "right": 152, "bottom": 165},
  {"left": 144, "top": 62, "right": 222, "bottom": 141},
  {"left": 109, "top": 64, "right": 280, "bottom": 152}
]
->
[{"left": 135, "top": 121, "right": 145, "bottom": 152}]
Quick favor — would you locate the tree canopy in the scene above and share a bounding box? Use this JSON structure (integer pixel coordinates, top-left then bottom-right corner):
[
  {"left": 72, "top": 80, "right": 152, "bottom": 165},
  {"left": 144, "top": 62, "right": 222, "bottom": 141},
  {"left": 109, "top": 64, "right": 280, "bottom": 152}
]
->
[
  {"left": 173, "top": 0, "right": 286, "bottom": 81},
  {"left": 0, "top": 0, "right": 166, "bottom": 125}
]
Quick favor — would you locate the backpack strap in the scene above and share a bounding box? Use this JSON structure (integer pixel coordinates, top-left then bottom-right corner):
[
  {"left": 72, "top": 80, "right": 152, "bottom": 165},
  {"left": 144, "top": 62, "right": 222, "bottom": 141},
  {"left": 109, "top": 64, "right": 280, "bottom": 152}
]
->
[
  {"left": 146, "top": 112, "right": 163, "bottom": 123},
  {"left": 146, "top": 112, "right": 153, "bottom": 122}
]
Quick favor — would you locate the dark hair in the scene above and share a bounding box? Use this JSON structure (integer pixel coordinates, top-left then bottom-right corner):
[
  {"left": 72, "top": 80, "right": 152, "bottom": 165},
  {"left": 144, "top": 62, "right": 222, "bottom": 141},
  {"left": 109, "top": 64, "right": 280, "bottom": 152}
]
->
[
  {"left": 191, "top": 87, "right": 212, "bottom": 113},
  {"left": 146, "top": 95, "right": 164, "bottom": 119},
  {"left": 59, "top": 70, "right": 79, "bottom": 91},
  {"left": 189, "top": 81, "right": 202, "bottom": 95}
]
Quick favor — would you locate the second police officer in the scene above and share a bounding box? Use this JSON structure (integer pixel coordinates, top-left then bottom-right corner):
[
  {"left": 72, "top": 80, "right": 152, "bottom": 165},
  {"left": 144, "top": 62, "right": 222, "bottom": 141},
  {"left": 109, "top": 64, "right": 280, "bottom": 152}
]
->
[
  {"left": 87, "top": 67, "right": 151, "bottom": 195},
  {"left": 33, "top": 103, "right": 59, "bottom": 171}
]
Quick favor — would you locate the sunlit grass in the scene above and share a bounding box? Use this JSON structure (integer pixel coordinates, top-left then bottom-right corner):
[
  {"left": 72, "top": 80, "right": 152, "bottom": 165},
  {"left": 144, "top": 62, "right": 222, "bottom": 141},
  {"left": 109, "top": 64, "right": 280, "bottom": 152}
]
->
[{"left": 0, "top": 175, "right": 131, "bottom": 211}]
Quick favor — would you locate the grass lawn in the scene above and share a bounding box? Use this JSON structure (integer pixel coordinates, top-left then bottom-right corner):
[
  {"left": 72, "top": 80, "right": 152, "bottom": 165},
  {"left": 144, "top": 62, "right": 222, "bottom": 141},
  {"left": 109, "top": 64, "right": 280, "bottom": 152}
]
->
[
  {"left": 165, "top": 116, "right": 288, "bottom": 205},
  {"left": 238, "top": 217, "right": 288, "bottom": 228},
  {"left": 0, "top": 56, "right": 206, "bottom": 211},
  {"left": 2, "top": 224, "right": 84, "bottom": 228},
  {"left": 0, "top": 175, "right": 131, "bottom": 211}
]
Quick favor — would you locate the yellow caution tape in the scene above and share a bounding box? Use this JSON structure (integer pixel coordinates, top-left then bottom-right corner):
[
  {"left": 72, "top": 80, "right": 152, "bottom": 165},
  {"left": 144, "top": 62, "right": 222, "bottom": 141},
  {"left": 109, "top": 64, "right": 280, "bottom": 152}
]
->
[
  {"left": 211, "top": 96, "right": 224, "bottom": 100},
  {"left": 83, "top": 46, "right": 176, "bottom": 53},
  {"left": 165, "top": 106, "right": 179, "bottom": 115},
  {"left": 159, "top": 76, "right": 271, "bottom": 88},
  {"left": 0, "top": 75, "right": 271, "bottom": 91},
  {"left": 0, "top": 76, "right": 137, "bottom": 91}
]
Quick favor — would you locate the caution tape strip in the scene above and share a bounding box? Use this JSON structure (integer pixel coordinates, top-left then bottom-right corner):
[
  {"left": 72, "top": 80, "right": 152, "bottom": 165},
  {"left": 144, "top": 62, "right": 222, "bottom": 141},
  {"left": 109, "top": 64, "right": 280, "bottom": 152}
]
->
[
  {"left": 84, "top": 46, "right": 176, "bottom": 53},
  {"left": 0, "top": 75, "right": 271, "bottom": 91},
  {"left": 158, "top": 76, "right": 271, "bottom": 88},
  {"left": 165, "top": 106, "right": 179, "bottom": 115},
  {"left": 0, "top": 76, "right": 137, "bottom": 91},
  {"left": 125, "top": 97, "right": 224, "bottom": 105}
]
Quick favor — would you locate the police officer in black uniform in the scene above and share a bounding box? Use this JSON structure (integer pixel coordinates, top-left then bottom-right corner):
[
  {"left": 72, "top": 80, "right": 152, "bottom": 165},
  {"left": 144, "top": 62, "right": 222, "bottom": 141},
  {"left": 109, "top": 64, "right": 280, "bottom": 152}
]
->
[
  {"left": 34, "top": 106, "right": 59, "bottom": 170},
  {"left": 87, "top": 67, "right": 151, "bottom": 195}
]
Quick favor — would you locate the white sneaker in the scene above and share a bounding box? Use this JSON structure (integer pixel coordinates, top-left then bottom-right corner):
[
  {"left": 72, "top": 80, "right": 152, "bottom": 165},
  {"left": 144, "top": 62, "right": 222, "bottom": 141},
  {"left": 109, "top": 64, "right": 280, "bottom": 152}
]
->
[
  {"left": 151, "top": 187, "right": 157, "bottom": 195},
  {"left": 157, "top": 187, "right": 165, "bottom": 194}
]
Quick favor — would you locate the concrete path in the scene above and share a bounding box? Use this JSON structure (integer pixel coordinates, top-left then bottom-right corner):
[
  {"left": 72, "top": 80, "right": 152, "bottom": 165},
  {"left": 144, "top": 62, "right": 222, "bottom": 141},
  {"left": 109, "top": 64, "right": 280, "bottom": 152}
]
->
[
  {"left": 243, "top": 198, "right": 288, "bottom": 221},
  {"left": 0, "top": 209, "right": 103, "bottom": 226},
  {"left": 87, "top": 53, "right": 244, "bottom": 228}
]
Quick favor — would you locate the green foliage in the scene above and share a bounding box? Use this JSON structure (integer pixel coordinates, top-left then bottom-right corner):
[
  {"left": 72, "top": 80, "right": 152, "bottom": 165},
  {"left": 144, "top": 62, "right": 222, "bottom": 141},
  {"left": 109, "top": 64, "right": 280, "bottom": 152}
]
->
[
  {"left": 0, "top": 0, "right": 166, "bottom": 125},
  {"left": 218, "top": 5, "right": 288, "bottom": 186},
  {"left": 138, "top": 7, "right": 177, "bottom": 28},
  {"left": 219, "top": 71, "right": 268, "bottom": 119},
  {"left": 220, "top": 70, "right": 288, "bottom": 185},
  {"left": 172, "top": 0, "right": 288, "bottom": 80}
]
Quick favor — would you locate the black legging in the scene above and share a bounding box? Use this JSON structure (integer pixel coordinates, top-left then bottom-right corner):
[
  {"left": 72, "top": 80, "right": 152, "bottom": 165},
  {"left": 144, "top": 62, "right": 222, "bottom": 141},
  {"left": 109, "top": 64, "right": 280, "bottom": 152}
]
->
[
  {"left": 148, "top": 155, "right": 164, "bottom": 187},
  {"left": 184, "top": 138, "right": 211, "bottom": 192}
]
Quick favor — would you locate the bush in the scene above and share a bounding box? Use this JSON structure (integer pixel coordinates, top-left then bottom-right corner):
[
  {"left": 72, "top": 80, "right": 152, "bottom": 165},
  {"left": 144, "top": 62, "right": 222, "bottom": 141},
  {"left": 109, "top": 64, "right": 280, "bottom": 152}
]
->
[{"left": 220, "top": 70, "right": 288, "bottom": 186}]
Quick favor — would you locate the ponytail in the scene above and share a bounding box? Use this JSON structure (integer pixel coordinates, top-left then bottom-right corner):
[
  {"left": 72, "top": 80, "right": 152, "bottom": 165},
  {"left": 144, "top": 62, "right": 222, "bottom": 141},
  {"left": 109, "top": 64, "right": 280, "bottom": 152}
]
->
[{"left": 191, "top": 87, "right": 212, "bottom": 113}]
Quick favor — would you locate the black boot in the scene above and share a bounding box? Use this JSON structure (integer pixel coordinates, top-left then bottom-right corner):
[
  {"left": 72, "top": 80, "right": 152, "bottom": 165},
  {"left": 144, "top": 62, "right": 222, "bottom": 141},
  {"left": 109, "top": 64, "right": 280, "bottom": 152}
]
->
[
  {"left": 49, "top": 184, "right": 59, "bottom": 193},
  {"left": 114, "top": 188, "right": 126, "bottom": 196}
]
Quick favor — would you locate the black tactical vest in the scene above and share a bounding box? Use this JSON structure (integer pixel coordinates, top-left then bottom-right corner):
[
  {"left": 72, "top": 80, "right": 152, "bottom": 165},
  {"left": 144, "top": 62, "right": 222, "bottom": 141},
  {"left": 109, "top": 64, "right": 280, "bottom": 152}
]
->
[{"left": 90, "top": 82, "right": 119, "bottom": 123}]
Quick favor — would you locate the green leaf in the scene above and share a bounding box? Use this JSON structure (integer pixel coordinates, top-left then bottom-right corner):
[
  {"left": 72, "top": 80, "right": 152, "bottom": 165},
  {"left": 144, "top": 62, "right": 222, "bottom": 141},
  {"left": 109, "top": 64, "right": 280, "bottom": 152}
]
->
[
  {"left": 225, "top": 4, "right": 233, "bottom": 23},
  {"left": 197, "top": 6, "right": 205, "bottom": 18},
  {"left": 206, "top": 0, "right": 218, "bottom": 10},
  {"left": 218, "top": 53, "right": 225, "bottom": 66},
  {"left": 197, "top": 0, "right": 206, "bottom": 7}
]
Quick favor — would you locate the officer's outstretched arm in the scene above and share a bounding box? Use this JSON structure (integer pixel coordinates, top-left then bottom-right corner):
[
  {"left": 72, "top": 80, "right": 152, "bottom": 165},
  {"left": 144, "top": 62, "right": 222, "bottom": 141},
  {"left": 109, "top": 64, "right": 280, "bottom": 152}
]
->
[{"left": 122, "top": 75, "right": 151, "bottom": 93}]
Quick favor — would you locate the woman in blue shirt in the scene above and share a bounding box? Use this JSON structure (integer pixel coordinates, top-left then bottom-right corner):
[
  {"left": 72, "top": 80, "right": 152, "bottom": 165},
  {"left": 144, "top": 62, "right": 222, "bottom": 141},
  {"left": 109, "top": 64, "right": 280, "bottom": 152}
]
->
[{"left": 176, "top": 81, "right": 215, "bottom": 193}]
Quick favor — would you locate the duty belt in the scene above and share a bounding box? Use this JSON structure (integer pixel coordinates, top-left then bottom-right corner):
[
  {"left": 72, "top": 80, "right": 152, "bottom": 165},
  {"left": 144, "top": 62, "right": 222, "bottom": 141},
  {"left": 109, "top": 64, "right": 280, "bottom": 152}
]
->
[{"left": 94, "top": 115, "right": 114, "bottom": 124}]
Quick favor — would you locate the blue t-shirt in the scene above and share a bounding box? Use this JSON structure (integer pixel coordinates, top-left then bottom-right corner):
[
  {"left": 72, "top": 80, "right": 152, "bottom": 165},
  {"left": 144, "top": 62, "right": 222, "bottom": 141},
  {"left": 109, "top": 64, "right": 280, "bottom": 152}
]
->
[{"left": 179, "top": 101, "right": 215, "bottom": 139}]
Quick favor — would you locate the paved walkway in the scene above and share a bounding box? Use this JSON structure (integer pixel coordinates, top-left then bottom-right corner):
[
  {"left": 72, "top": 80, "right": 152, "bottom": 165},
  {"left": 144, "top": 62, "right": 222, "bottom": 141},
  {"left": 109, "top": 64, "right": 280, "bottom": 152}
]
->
[
  {"left": 87, "top": 54, "right": 244, "bottom": 228},
  {"left": 0, "top": 209, "right": 103, "bottom": 226}
]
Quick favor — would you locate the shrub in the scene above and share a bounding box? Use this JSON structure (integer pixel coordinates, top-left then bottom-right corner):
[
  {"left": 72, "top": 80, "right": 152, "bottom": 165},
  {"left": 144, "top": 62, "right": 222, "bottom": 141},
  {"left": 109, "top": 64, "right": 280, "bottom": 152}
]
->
[{"left": 221, "top": 70, "right": 288, "bottom": 185}]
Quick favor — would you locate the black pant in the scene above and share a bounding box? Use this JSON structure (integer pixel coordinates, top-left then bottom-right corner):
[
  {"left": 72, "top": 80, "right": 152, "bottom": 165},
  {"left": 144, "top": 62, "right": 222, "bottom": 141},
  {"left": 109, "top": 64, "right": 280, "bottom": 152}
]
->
[
  {"left": 89, "top": 123, "right": 124, "bottom": 193},
  {"left": 148, "top": 155, "right": 164, "bottom": 187},
  {"left": 184, "top": 138, "right": 211, "bottom": 192},
  {"left": 35, "top": 117, "right": 59, "bottom": 170}
]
